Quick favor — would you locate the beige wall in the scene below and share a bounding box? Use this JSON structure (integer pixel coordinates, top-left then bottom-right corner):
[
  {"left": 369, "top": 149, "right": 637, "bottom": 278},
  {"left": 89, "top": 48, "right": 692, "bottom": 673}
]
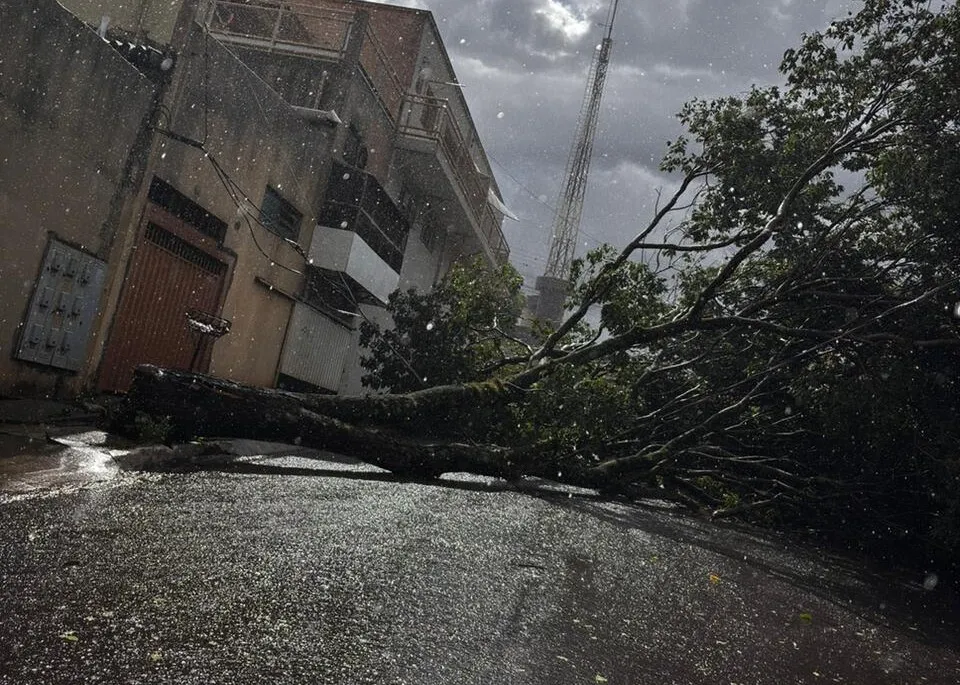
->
[
  {"left": 0, "top": 0, "right": 158, "bottom": 397},
  {"left": 217, "top": 281, "right": 295, "bottom": 387}
]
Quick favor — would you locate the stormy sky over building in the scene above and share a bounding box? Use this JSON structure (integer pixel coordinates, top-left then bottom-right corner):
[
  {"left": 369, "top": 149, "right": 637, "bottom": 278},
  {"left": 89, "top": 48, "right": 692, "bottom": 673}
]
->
[{"left": 370, "top": 0, "right": 853, "bottom": 289}]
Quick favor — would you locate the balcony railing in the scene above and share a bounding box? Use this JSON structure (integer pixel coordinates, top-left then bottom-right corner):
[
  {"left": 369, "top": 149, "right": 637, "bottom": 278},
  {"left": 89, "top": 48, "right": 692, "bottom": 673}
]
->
[
  {"left": 398, "top": 93, "right": 509, "bottom": 264},
  {"left": 205, "top": 0, "right": 353, "bottom": 58},
  {"left": 204, "top": 0, "right": 508, "bottom": 264}
]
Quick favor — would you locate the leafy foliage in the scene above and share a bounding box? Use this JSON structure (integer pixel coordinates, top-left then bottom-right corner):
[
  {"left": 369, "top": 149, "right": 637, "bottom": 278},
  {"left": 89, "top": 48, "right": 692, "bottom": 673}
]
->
[{"left": 359, "top": 257, "right": 524, "bottom": 392}]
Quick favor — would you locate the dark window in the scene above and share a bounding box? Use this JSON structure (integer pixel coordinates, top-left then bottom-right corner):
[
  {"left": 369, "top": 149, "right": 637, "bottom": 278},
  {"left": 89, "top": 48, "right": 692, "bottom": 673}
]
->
[
  {"left": 148, "top": 177, "right": 227, "bottom": 243},
  {"left": 260, "top": 186, "right": 302, "bottom": 241},
  {"left": 420, "top": 214, "right": 444, "bottom": 253},
  {"left": 301, "top": 269, "right": 358, "bottom": 325},
  {"left": 343, "top": 125, "right": 368, "bottom": 169},
  {"left": 277, "top": 373, "right": 334, "bottom": 394}
]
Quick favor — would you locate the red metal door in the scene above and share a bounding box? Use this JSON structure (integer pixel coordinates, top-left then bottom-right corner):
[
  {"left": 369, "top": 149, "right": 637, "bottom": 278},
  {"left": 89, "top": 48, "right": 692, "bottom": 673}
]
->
[{"left": 98, "top": 221, "right": 227, "bottom": 393}]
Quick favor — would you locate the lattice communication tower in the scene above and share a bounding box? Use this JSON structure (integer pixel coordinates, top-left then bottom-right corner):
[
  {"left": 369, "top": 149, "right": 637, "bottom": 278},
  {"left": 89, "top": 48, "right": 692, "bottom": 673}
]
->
[{"left": 533, "top": 0, "right": 620, "bottom": 325}]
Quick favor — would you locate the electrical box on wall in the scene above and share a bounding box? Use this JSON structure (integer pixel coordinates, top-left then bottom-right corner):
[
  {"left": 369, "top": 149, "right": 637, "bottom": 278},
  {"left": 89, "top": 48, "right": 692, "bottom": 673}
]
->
[{"left": 15, "top": 238, "right": 107, "bottom": 372}]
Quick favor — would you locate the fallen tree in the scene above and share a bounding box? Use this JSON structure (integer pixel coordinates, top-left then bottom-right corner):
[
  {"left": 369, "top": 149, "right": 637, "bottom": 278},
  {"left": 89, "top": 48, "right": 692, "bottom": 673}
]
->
[{"left": 122, "top": 0, "right": 960, "bottom": 563}]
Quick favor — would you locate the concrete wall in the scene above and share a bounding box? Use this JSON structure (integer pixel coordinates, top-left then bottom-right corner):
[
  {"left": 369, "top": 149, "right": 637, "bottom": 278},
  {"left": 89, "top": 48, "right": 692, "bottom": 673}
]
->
[
  {"left": 151, "top": 23, "right": 336, "bottom": 388},
  {"left": 0, "top": 0, "right": 158, "bottom": 397},
  {"left": 363, "top": 1, "right": 425, "bottom": 93}
]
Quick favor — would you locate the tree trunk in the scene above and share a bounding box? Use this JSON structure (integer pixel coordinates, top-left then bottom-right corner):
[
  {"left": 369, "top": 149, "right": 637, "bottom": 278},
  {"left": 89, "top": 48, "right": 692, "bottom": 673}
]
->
[
  {"left": 120, "top": 365, "right": 689, "bottom": 505},
  {"left": 119, "top": 365, "right": 527, "bottom": 479}
]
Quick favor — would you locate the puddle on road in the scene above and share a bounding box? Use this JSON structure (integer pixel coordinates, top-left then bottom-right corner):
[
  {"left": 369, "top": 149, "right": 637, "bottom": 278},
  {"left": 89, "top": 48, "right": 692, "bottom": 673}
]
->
[{"left": 0, "top": 430, "right": 133, "bottom": 502}]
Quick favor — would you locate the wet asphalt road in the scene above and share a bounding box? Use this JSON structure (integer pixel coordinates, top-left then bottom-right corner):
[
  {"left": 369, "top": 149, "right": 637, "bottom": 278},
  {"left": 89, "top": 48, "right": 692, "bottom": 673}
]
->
[{"left": 1, "top": 448, "right": 958, "bottom": 684}]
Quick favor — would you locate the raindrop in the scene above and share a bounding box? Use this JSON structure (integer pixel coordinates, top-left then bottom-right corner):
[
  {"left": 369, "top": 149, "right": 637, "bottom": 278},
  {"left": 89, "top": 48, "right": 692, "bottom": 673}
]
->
[
  {"left": 496, "top": 112, "right": 504, "bottom": 119},
  {"left": 459, "top": 38, "right": 466, "bottom": 44},
  {"left": 426, "top": 322, "right": 435, "bottom": 331},
  {"left": 342, "top": 172, "right": 351, "bottom": 180},
  {"left": 923, "top": 573, "right": 939, "bottom": 591},
  {"left": 340, "top": 221, "right": 348, "bottom": 229}
]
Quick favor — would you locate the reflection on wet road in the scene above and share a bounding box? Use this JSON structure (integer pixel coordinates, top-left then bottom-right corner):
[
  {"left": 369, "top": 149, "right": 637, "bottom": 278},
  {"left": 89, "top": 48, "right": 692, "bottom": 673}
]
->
[
  {"left": 0, "top": 451, "right": 958, "bottom": 684},
  {"left": 0, "top": 430, "right": 121, "bottom": 499}
]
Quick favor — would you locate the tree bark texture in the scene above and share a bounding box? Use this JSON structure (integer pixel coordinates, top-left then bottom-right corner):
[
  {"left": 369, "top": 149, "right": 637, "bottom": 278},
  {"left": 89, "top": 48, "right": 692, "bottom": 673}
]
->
[{"left": 121, "top": 365, "right": 528, "bottom": 479}]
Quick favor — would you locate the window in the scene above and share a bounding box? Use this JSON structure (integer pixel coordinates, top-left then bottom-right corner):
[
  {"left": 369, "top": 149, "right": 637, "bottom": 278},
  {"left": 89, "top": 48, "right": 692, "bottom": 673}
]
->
[
  {"left": 399, "top": 186, "right": 444, "bottom": 254},
  {"left": 318, "top": 162, "right": 411, "bottom": 272},
  {"left": 343, "top": 125, "right": 368, "bottom": 169},
  {"left": 420, "top": 212, "right": 445, "bottom": 253},
  {"left": 259, "top": 186, "right": 302, "bottom": 241},
  {"left": 148, "top": 176, "right": 227, "bottom": 243},
  {"left": 302, "top": 269, "right": 358, "bottom": 326}
]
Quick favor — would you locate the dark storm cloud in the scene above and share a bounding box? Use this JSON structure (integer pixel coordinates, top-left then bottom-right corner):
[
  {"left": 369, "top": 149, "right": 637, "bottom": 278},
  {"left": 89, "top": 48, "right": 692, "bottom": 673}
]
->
[{"left": 375, "top": 0, "right": 854, "bottom": 283}]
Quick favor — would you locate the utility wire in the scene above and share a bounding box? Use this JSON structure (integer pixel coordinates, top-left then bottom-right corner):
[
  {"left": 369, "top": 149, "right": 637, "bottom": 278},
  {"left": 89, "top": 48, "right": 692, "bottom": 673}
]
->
[
  {"left": 488, "top": 152, "right": 608, "bottom": 248},
  {"left": 489, "top": 153, "right": 556, "bottom": 213}
]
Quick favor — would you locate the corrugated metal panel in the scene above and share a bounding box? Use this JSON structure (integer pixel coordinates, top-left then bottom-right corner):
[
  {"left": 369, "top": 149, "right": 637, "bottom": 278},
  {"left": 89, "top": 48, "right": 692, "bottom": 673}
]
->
[
  {"left": 279, "top": 302, "right": 352, "bottom": 392},
  {"left": 98, "top": 222, "right": 226, "bottom": 392}
]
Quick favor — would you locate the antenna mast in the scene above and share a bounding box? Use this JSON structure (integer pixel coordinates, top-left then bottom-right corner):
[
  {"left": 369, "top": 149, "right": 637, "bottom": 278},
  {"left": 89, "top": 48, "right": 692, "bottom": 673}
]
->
[{"left": 533, "top": 0, "right": 620, "bottom": 326}]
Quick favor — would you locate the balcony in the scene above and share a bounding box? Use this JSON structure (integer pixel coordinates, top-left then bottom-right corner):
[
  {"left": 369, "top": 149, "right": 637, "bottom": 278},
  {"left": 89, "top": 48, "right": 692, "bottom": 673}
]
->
[
  {"left": 311, "top": 162, "right": 410, "bottom": 303},
  {"left": 204, "top": 1, "right": 509, "bottom": 266},
  {"left": 205, "top": 0, "right": 404, "bottom": 122},
  {"left": 205, "top": 1, "right": 352, "bottom": 61},
  {"left": 396, "top": 93, "right": 509, "bottom": 265}
]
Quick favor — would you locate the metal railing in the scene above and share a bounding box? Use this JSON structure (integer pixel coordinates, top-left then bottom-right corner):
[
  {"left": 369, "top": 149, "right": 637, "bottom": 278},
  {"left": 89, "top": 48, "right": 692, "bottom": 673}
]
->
[
  {"left": 205, "top": 1, "right": 353, "bottom": 57},
  {"left": 399, "top": 93, "right": 509, "bottom": 264}
]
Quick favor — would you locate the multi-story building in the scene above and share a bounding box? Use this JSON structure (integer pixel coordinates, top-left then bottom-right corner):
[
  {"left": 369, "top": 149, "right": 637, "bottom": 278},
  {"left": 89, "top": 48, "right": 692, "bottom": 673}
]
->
[{"left": 0, "top": 0, "right": 511, "bottom": 397}]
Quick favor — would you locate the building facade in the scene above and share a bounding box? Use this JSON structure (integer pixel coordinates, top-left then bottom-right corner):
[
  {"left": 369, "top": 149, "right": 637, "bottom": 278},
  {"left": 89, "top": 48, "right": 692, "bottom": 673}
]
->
[{"left": 0, "top": 0, "right": 510, "bottom": 398}]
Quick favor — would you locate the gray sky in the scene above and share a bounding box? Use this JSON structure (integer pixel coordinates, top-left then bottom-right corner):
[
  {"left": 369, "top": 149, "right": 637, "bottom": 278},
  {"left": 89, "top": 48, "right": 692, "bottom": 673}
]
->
[{"left": 371, "top": 0, "right": 853, "bottom": 287}]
